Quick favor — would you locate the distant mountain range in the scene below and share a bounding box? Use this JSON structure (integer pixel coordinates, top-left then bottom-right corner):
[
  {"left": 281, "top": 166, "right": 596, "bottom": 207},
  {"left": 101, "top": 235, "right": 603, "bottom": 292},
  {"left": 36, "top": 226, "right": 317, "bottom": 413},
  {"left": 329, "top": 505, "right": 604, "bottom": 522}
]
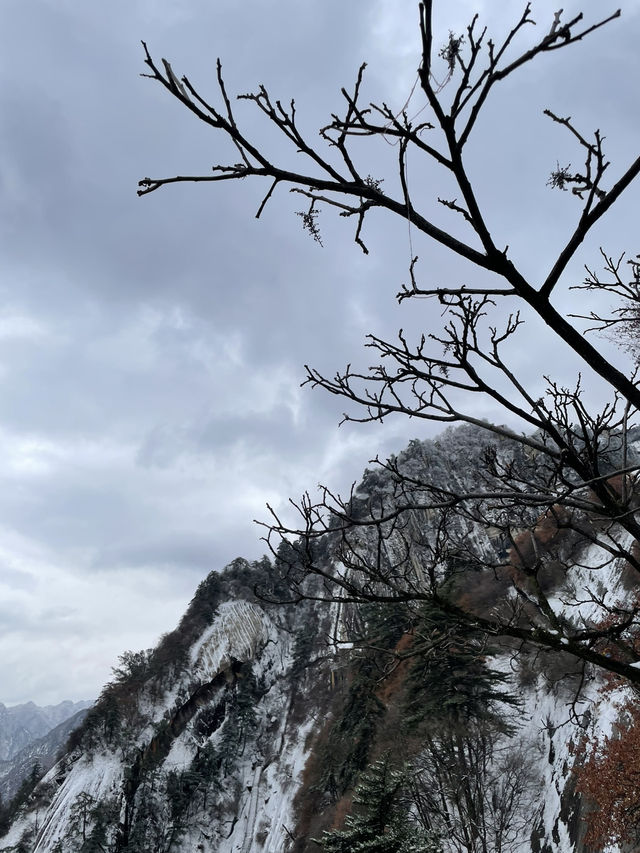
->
[{"left": 0, "top": 701, "right": 92, "bottom": 800}]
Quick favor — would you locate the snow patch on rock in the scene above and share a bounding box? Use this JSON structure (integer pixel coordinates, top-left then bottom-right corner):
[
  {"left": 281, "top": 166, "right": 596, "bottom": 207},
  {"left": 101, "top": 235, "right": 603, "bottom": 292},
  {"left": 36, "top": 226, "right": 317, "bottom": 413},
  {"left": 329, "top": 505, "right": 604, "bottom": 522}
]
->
[{"left": 191, "top": 601, "right": 274, "bottom": 680}]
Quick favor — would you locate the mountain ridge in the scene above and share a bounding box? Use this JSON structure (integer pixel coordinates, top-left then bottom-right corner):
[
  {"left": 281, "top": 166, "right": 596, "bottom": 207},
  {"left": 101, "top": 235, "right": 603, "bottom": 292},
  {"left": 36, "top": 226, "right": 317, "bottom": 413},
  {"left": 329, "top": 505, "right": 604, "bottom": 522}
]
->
[
  {"left": 0, "top": 710, "right": 90, "bottom": 803},
  {"left": 0, "top": 702, "right": 92, "bottom": 764},
  {"left": 1, "top": 425, "right": 636, "bottom": 852}
]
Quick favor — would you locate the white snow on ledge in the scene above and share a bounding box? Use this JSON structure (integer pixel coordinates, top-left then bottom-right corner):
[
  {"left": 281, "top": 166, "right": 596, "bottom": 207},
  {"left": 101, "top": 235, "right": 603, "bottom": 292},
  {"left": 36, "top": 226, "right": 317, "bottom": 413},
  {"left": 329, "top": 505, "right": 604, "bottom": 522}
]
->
[{"left": 189, "top": 600, "right": 273, "bottom": 681}]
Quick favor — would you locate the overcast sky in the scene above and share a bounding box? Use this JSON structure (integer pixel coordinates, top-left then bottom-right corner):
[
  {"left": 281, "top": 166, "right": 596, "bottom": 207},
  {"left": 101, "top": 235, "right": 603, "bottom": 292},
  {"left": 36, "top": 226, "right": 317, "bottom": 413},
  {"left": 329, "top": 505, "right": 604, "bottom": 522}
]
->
[{"left": 1, "top": 1, "right": 639, "bottom": 705}]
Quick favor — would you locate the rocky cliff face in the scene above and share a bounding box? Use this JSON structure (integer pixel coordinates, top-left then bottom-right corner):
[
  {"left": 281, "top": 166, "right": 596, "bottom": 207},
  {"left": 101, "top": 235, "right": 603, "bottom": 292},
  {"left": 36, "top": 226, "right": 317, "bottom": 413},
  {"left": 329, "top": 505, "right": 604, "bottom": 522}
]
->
[
  {"left": 1, "top": 558, "right": 332, "bottom": 852},
  {"left": 0, "top": 427, "right": 635, "bottom": 853}
]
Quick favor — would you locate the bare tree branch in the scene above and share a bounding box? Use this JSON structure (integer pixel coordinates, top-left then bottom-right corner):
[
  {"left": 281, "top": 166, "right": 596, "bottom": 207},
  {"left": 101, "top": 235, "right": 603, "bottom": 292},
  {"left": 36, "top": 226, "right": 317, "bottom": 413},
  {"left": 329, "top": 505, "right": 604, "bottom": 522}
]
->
[{"left": 140, "top": 4, "right": 640, "bottom": 686}]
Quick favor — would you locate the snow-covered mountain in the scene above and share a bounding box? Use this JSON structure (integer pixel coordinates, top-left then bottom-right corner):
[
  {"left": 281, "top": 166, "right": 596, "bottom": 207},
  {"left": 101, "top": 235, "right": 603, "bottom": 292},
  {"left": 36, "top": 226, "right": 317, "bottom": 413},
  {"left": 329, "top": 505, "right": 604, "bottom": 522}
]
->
[
  {"left": 1, "top": 561, "right": 330, "bottom": 852},
  {"left": 0, "top": 710, "right": 90, "bottom": 802},
  {"left": 0, "top": 702, "right": 92, "bottom": 764},
  {"left": 1, "top": 426, "right": 636, "bottom": 852}
]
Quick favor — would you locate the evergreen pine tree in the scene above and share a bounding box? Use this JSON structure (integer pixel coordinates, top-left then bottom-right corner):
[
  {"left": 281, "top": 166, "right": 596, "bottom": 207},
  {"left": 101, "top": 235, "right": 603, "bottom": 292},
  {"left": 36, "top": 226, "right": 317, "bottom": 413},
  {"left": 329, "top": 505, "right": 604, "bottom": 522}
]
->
[
  {"left": 361, "top": 601, "right": 411, "bottom": 651},
  {"left": 319, "top": 755, "right": 442, "bottom": 853},
  {"left": 235, "top": 671, "right": 258, "bottom": 742},
  {"left": 216, "top": 670, "right": 259, "bottom": 774},
  {"left": 319, "top": 656, "right": 386, "bottom": 800},
  {"left": 401, "top": 602, "right": 527, "bottom": 851},
  {"left": 81, "top": 798, "right": 118, "bottom": 853},
  {"left": 68, "top": 792, "right": 95, "bottom": 845},
  {"left": 80, "top": 821, "right": 109, "bottom": 853},
  {"left": 317, "top": 602, "right": 411, "bottom": 802},
  {"left": 0, "top": 793, "right": 8, "bottom": 837},
  {"left": 4, "top": 762, "right": 44, "bottom": 829},
  {"left": 124, "top": 783, "right": 164, "bottom": 853},
  {"left": 404, "top": 601, "right": 518, "bottom": 732}
]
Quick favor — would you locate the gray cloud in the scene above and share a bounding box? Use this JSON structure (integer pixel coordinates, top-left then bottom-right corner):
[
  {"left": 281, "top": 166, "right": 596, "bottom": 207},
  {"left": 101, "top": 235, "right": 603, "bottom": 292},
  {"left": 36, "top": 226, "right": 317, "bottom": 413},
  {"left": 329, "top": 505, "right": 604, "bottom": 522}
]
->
[{"left": 0, "top": 0, "right": 638, "bottom": 703}]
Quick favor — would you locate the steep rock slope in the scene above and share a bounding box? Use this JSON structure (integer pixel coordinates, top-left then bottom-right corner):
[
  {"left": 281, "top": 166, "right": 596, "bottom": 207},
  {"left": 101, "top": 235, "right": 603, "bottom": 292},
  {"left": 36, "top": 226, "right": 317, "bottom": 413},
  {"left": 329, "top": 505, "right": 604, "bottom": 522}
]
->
[
  {"left": 1, "top": 559, "right": 333, "bottom": 852},
  {"left": 2, "top": 426, "right": 638, "bottom": 852}
]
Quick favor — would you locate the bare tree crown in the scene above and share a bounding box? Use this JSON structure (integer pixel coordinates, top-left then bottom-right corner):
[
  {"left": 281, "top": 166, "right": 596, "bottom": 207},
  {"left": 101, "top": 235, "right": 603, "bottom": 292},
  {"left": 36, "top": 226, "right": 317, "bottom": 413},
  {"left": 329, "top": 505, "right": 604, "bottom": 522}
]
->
[{"left": 139, "top": 4, "right": 640, "bottom": 687}]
